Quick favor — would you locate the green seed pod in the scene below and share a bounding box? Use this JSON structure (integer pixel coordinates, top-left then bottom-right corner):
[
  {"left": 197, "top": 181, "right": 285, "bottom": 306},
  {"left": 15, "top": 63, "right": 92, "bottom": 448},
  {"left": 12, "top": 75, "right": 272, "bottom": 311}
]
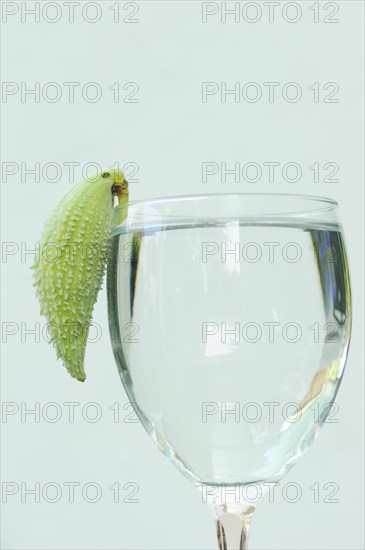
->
[{"left": 32, "top": 169, "right": 129, "bottom": 381}]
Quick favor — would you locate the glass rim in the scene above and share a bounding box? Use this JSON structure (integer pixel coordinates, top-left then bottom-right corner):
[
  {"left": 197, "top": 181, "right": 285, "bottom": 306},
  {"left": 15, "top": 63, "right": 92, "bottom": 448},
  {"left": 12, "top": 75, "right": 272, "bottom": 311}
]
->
[{"left": 115, "top": 192, "right": 338, "bottom": 214}]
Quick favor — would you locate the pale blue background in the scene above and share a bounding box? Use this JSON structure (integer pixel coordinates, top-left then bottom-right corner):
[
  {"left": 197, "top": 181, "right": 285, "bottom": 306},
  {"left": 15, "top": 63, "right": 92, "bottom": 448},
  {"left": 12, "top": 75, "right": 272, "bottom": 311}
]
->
[{"left": 1, "top": 1, "right": 364, "bottom": 549}]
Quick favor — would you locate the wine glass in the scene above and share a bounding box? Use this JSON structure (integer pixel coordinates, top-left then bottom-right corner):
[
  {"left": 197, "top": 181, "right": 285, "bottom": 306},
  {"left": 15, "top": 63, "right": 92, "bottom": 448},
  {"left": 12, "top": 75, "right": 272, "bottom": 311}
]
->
[{"left": 107, "top": 193, "right": 351, "bottom": 550}]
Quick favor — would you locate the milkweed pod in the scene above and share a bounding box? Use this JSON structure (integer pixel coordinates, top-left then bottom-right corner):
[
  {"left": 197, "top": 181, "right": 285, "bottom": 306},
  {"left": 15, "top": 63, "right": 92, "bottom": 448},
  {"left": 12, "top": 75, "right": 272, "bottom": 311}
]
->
[{"left": 32, "top": 169, "right": 129, "bottom": 381}]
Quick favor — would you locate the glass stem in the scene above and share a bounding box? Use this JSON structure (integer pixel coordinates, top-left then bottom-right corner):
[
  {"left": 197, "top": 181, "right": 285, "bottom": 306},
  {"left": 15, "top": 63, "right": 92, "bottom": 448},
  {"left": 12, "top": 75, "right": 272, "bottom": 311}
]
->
[
  {"left": 211, "top": 501, "right": 254, "bottom": 550},
  {"left": 204, "top": 484, "right": 265, "bottom": 550}
]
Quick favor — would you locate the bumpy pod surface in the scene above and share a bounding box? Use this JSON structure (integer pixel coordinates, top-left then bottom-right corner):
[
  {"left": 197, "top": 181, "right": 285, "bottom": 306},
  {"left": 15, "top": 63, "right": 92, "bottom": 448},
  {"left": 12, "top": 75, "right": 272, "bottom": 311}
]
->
[{"left": 32, "top": 170, "right": 128, "bottom": 381}]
